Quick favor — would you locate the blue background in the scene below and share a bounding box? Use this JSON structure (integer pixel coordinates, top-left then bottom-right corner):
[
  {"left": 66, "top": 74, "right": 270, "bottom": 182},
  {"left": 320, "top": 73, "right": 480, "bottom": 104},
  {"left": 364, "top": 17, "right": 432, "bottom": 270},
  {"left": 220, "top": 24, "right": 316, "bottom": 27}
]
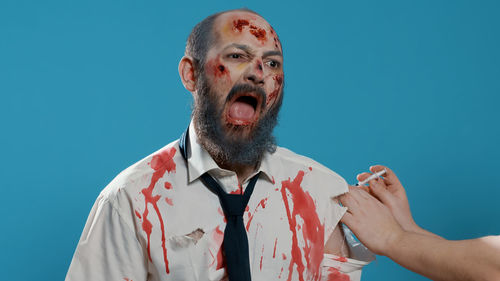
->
[{"left": 1, "top": 0, "right": 499, "bottom": 280}]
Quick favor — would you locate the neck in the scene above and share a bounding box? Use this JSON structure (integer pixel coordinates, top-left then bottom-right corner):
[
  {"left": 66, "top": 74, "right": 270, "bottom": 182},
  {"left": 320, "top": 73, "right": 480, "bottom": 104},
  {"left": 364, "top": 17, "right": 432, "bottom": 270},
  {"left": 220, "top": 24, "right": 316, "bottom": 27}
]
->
[{"left": 218, "top": 161, "right": 257, "bottom": 185}]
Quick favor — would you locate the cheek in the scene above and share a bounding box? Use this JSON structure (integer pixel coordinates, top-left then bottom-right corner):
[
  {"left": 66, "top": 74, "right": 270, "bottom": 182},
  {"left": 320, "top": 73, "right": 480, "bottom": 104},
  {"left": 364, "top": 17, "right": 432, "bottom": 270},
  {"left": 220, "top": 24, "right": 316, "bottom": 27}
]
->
[
  {"left": 205, "top": 57, "right": 232, "bottom": 84},
  {"left": 266, "top": 74, "right": 283, "bottom": 106}
]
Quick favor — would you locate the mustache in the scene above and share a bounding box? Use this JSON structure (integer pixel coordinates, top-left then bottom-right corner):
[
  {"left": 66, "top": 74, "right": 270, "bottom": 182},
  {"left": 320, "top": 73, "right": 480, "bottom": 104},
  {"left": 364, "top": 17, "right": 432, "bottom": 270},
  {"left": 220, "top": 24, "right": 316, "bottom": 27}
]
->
[{"left": 225, "top": 83, "right": 267, "bottom": 107}]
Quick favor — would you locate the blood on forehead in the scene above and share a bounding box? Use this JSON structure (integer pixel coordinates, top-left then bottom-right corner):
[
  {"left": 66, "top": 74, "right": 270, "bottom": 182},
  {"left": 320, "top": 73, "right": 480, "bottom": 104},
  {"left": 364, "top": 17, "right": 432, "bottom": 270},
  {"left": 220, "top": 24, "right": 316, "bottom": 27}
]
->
[
  {"left": 218, "top": 13, "right": 273, "bottom": 45},
  {"left": 231, "top": 18, "right": 268, "bottom": 44}
]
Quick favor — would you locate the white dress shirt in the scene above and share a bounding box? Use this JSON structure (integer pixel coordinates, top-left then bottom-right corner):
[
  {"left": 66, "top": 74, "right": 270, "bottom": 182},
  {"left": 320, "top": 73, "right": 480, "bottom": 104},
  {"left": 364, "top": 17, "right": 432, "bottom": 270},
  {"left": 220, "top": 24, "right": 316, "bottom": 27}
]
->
[{"left": 66, "top": 124, "right": 371, "bottom": 281}]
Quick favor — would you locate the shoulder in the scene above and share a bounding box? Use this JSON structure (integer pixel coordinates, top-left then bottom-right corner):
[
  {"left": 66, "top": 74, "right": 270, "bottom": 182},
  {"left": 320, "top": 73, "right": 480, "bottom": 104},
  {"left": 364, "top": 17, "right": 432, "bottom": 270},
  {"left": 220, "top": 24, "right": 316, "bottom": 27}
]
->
[
  {"left": 272, "top": 146, "right": 348, "bottom": 196},
  {"left": 98, "top": 139, "right": 183, "bottom": 206},
  {"left": 273, "top": 146, "right": 346, "bottom": 184}
]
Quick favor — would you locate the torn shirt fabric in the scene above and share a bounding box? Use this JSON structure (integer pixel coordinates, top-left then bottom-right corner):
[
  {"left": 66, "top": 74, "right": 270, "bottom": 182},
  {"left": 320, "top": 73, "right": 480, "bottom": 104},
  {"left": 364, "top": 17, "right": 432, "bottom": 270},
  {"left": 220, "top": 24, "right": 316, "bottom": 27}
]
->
[{"left": 66, "top": 124, "right": 371, "bottom": 281}]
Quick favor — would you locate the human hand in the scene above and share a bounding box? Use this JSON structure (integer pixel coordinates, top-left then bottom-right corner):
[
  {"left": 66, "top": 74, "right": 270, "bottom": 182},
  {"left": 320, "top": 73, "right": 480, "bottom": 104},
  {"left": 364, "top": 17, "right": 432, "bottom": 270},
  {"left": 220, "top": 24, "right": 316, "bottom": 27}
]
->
[
  {"left": 340, "top": 186, "right": 404, "bottom": 256},
  {"left": 357, "top": 165, "right": 424, "bottom": 235}
]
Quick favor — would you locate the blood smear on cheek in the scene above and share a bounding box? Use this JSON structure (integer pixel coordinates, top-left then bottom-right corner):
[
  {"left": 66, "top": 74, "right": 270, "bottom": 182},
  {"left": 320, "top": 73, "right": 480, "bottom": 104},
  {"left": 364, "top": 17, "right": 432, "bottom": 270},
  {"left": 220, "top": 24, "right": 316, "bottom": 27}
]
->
[{"left": 267, "top": 75, "right": 283, "bottom": 105}]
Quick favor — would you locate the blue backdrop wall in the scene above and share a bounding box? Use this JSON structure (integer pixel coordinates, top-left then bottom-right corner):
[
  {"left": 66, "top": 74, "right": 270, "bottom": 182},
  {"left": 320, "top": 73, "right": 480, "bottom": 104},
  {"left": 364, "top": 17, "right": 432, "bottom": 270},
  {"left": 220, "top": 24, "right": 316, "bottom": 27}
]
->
[{"left": 1, "top": 0, "right": 499, "bottom": 280}]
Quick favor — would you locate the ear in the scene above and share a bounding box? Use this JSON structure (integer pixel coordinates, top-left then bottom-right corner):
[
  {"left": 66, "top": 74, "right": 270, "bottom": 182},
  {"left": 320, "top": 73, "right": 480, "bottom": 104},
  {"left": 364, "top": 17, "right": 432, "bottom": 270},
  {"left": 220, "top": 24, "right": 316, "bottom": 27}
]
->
[{"left": 178, "top": 56, "right": 197, "bottom": 92}]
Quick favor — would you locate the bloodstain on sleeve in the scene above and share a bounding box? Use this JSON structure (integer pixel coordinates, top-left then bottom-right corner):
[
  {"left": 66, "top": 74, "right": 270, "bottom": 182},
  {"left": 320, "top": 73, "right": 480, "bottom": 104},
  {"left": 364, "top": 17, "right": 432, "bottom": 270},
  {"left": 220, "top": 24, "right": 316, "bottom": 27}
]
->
[
  {"left": 140, "top": 147, "right": 177, "bottom": 274},
  {"left": 325, "top": 268, "right": 350, "bottom": 281},
  {"left": 333, "top": 256, "right": 348, "bottom": 262},
  {"left": 280, "top": 170, "right": 325, "bottom": 281}
]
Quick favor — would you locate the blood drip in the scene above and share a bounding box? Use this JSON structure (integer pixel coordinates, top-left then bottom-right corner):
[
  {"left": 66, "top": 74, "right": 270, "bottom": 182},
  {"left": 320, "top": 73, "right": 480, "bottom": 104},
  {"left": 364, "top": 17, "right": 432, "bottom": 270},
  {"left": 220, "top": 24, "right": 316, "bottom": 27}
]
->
[
  {"left": 245, "top": 197, "right": 269, "bottom": 230},
  {"left": 141, "top": 147, "right": 177, "bottom": 274},
  {"left": 213, "top": 226, "right": 225, "bottom": 270},
  {"left": 260, "top": 244, "right": 265, "bottom": 270},
  {"left": 273, "top": 237, "right": 278, "bottom": 258},
  {"left": 280, "top": 170, "right": 325, "bottom": 281},
  {"left": 135, "top": 210, "right": 142, "bottom": 219}
]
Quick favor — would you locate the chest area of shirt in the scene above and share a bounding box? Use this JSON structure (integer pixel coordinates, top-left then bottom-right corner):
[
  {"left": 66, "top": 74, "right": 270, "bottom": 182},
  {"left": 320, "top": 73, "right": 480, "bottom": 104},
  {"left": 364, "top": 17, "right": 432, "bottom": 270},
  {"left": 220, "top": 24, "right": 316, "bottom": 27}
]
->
[{"left": 133, "top": 170, "right": 329, "bottom": 280}]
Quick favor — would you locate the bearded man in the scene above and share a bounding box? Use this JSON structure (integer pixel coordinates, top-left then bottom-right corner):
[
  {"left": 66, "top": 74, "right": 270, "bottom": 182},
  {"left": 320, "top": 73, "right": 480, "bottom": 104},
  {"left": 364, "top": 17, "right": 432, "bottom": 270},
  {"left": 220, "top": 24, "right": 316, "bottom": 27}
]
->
[{"left": 66, "top": 9, "right": 371, "bottom": 281}]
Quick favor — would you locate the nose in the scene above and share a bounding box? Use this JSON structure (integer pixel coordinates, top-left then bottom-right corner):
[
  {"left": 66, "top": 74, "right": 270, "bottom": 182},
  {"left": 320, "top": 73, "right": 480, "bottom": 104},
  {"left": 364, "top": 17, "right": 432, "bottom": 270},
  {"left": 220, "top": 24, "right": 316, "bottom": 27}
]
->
[{"left": 244, "top": 60, "right": 265, "bottom": 86}]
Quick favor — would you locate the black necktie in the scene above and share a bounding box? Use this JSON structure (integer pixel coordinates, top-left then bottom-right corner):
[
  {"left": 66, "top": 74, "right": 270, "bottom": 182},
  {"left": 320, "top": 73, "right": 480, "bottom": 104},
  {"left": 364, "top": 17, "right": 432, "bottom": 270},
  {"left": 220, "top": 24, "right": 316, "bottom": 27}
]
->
[{"left": 179, "top": 127, "right": 258, "bottom": 281}]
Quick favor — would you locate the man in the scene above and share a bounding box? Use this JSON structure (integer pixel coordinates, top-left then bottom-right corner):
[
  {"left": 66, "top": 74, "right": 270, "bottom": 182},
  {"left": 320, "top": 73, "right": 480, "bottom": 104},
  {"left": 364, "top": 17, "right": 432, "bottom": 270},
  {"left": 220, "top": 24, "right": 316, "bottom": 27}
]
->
[
  {"left": 66, "top": 9, "right": 371, "bottom": 281},
  {"left": 340, "top": 165, "right": 500, "bottom": 281}
]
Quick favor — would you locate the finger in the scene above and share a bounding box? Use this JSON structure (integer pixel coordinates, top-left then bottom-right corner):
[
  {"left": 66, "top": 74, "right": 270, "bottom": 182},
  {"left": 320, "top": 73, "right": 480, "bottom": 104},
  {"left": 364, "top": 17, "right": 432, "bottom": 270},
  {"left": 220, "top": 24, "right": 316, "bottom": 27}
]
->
[
  {"left": 351, "top": 186, "right": 372, "bottom": 200},
  {"left": 340, "top": 211, "right": 355, "bottom": 228},
  {"left": 368, "top": 178, "right": 394, "bottom": 206},
  {"left": 355, "top": 184, "right": 370, "bottom": 193},
  {"left": 339, "top": 192, "right": 360, "bottom": 213},
  {"left": 370, "top": 165, "right": 402, "bottom": 186},
  {"left": 356, "top": 172, "right": 372, "bottom": 182},
  {"left": 339, "top": 194, "right": 351, "bottom": 208}
]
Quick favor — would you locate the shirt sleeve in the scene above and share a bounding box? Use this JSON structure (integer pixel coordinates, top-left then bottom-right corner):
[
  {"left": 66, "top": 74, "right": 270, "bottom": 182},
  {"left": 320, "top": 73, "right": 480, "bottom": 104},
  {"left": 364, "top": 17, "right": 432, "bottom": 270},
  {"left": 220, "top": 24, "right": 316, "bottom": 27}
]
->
[{"left": 65, "top": 195, "right": 148, "bottom": 281}]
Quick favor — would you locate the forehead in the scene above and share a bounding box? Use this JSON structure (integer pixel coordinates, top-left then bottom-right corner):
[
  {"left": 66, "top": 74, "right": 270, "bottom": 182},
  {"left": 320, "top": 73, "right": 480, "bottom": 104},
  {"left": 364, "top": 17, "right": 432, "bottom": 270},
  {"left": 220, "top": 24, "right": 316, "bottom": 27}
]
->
[{"left": 211, "top": 11, "right": 280, "bottom": 51}]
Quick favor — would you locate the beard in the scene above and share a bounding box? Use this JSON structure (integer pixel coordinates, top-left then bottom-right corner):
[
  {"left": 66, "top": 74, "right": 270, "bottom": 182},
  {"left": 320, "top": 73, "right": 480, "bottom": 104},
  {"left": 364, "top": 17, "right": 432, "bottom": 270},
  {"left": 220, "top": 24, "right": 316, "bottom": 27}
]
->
[{"left": 192, "top": 72, "right": 283, "bottom": 167}]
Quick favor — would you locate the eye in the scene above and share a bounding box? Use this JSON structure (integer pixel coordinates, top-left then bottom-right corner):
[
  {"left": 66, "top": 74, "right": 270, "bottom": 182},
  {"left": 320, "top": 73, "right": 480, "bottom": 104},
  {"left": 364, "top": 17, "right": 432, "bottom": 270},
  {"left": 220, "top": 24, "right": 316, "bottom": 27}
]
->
[
  {"left": 228, "top": 53, "right": 243, "bottom": 59},
  {"left": 266, "top": 60, "right": 280, "bottom": 68}
]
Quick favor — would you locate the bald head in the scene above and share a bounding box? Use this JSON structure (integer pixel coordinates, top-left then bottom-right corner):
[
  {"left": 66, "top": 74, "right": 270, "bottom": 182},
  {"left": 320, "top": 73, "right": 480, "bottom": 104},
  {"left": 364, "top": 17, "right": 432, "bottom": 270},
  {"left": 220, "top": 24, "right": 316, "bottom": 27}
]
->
[{"left": 185, "top": 9, "right": 280, "bottom": 75}]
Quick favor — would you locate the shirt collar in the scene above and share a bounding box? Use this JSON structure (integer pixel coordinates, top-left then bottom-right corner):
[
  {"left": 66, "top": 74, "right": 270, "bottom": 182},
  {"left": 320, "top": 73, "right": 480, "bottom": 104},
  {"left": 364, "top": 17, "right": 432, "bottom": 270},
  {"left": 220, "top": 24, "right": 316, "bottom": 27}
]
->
[{"left": 186, "top": 120, "right": 274, "bottom": 184}]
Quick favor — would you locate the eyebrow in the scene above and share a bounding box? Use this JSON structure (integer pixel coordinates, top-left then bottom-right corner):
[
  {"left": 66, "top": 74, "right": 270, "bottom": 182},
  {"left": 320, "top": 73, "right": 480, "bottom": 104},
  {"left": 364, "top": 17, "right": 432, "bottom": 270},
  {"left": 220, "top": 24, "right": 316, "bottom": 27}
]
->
[
  {"left": 222, "top": 44, "right": 283, "bottom": 58},
  {"left": 263, "top": 50, "right": 283, "bottom": 58},
  {"left": 223, "top": 43, "right": 253, "bottom": 54}
]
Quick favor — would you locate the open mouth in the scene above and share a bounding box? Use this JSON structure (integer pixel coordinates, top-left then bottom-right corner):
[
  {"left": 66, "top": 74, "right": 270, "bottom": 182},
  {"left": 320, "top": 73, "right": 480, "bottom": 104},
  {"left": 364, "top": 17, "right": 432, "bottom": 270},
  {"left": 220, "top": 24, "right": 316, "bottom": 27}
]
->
[{"left": 225, "top": 92, "right": 262, "bottom": 126}]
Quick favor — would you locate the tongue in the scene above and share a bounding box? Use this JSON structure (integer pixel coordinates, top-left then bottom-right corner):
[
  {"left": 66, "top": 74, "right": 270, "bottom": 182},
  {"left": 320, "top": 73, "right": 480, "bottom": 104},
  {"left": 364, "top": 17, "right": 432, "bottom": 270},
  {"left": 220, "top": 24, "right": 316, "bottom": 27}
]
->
[{"left": 229, "top": 100, "right": 255, "bottom": 121}]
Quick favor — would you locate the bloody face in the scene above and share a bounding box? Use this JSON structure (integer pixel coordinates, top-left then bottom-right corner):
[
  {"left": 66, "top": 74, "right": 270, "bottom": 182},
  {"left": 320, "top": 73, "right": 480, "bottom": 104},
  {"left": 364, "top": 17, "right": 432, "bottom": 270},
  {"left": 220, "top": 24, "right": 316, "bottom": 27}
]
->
[
  {"left": 193, "top": 11, "right": 284, "bottom": 166},
  {"left": 203, "top": 12, "right": 283, "bottom": 136}
]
